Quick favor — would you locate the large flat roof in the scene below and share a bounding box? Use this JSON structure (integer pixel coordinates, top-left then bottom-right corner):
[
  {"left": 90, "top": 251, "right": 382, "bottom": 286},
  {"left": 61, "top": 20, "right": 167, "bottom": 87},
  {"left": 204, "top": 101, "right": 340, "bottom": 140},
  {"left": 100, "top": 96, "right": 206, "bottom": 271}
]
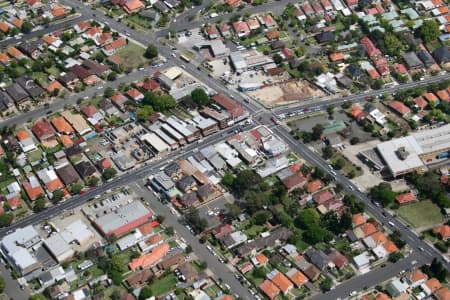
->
[
  {"left": 95, "top": 201, "right": 151, "bottom": 235},
  {"left": 140, "top": 132, "right": 169, "bottom": 153},
  {"left": 376, "top": 124, "right": 450, "bottom": 175}
]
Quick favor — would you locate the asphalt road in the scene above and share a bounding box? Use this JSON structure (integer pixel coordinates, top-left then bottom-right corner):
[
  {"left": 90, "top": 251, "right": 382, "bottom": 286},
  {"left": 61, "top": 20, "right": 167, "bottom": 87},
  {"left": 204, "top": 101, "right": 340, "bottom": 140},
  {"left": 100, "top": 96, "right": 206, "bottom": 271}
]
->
[
  {"left": 0, "top": 14, "right": 88, "bottom": 48},
  {"left": 1, "top": 0, "right": 449, "bottom": 298},
  {"left": 0, "top": 263, "right": 28, "bottom": 300},
  {"left": 274, "top": 73, "right": 450, "bottom": 116},
  {"left": 132, "top": 183, "right": 253, "bottom": 300}
]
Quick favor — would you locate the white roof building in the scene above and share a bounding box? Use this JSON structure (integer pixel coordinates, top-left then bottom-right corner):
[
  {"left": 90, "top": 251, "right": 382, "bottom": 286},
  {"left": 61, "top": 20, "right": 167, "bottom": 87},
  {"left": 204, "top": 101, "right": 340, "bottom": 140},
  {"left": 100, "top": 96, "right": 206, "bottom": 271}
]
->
[
  {"left": 37, "top": 168, "right": 59, "bottom": 184},
  {"left": 353, "top": 252, "right": 370, "bottom": 271},
  {"left": 0, "top": 226, "right": 41, "bottom": 275},
  {"left": 44, "top": 234, "right": 75, "bottom": 263},
  {"left": 140, "top": 132, "right": 170, "bottom": 154}
]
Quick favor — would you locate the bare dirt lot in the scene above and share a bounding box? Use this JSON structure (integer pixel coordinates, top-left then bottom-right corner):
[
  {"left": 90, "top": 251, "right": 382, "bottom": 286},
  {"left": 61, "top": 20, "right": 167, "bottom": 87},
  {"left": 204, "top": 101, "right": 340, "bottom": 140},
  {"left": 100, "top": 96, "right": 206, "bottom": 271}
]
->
[{"left": 247, "top": 80, "right": 325, "bottom": 107}]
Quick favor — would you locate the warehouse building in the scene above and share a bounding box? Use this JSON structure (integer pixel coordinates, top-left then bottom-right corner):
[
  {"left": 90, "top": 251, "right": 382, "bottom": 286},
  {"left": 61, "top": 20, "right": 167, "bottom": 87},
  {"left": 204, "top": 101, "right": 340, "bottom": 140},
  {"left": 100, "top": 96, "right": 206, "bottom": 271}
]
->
[
  {"left": 374, "top": 124, "right": 450, "bottom": 177},
  {"left": 93, "top": 201, "right": 153, "bottom": 237}
]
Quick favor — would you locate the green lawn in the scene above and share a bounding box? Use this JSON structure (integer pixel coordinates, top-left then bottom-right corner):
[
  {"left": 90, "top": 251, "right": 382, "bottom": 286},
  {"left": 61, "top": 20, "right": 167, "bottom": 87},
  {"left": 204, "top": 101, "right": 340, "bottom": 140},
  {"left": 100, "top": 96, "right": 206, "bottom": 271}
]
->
[
  {"left": 115, "top": 42, "right": 148, "bottom": 70},
  {"left": 45, "top": 67, "right": 60, "bottom": 77},
  {"left": 32, "top": 72, "right": 50, "bottom": 86},
  {"left": 124, "top": 14, "right": 153, "bottom": 29},
  {"left": 397, "top": 200, "right": 444, "bottom": 228},
  {"left": 27, "top": 149, "right": 43, "bottom": 163},
  {"left": 147, "top": 273, "right": 177, "bottom": 296},
  {"left": 330, "top": 152, "right": 363, "bottom": 178}
]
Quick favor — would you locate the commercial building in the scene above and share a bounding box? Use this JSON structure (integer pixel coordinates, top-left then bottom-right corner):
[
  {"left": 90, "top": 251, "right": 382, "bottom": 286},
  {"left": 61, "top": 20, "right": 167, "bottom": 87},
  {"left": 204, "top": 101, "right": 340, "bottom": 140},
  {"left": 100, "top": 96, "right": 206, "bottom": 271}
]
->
[
  {"left": 374, "top": 124, "right": 450, "bottom": 177},
  {"left": 140, "top": 132, "right": 170, "bottom": 154},
  {"left": 93, "top": 201, "right": 153, "bottom": 237},
  {"left": 0, "top": 226, "right": 42, "bottom": 275}
]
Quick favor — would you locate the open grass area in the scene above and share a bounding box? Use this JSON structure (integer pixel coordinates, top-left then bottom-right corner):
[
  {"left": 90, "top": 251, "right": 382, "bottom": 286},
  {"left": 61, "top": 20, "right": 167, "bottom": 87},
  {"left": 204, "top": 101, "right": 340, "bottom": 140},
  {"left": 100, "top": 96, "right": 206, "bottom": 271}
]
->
[
  {"left": 45, "top": 66, "right": 60, "bottom": 77},
  {"left": 397, "top": 200, "right": 444, "bottom": 228},
  {"left": 330, "top": 152, "right": 363, "bottom": 178},
  {"left": 27, "top": 149, "right": 43, "bottom": 163},
  {"left": 115, "top": 42, "right": 148, "bottom": 70},
  {"left": 124, "top": 14, "right": 153, "bottom": 29},
  {"left": 32, "top": 72, "right": 50, "bottom": 86},
  {"left": 147, "top": 273, "right": 177, "bottom": 296}
]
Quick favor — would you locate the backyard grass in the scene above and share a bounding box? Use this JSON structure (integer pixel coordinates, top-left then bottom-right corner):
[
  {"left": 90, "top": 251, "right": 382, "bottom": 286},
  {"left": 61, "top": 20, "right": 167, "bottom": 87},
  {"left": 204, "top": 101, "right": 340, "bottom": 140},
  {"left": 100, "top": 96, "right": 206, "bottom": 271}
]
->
[
  {"left": 27, "top": 149, "right": 43, "bottom": 163},
  {"left": 147, "top": 273, "right": 177, "bottom": 296},
  {"left": 115, "top": 42, "right": 148, "bottom": 70},
  {"left": 45, "top": 66, "right": 60, "bottom": 77},
  {"left": 124, "top": 14, "right": 153, "bottom": 29},
  {"left": 32, "top": 72, "right": 50, "bottom": 86},
  {"left": 397, "top": 200, "right": 444, "bottom": 228}
]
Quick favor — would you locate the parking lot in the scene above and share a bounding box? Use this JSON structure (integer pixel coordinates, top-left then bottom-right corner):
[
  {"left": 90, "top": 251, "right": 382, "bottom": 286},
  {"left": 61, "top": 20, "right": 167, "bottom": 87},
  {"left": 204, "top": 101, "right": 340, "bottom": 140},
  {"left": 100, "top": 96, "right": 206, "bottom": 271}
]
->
[{"left": 197, "top": 194, "right": 234, "bottom": 229}]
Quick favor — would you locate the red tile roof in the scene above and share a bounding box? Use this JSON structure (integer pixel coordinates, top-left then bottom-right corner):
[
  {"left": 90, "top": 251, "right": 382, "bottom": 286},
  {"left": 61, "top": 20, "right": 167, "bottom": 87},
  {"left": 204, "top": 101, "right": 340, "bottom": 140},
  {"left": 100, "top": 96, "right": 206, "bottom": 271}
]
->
[
  {"left": 129, "top": 243, "right": 169, "bottom": 270},
  {"left": 81, "top": 104, "right": 98, "bottom": 118},
  {"left": 360, "top": 36, "right": 382, "bottom": 58},
  {"left": 361, "top": 222, "right": 377, "bottom": 237},
  {"left": 389, "top": 101, "right": 411, "bottom": 116},
  {"left": 312, "top": 189, "right": 334, "bottom": 205},
  {"left": 211, "top": 93, "right": 244, "bottom": 118},
  {"left": 32, "top": 119, "right": 55, "bottom": 141},
  {"left": 259, "top": 279, "right": 280, "bottom": 299},
  {"left": 307, "top": 179, "right": 322, "bottom": 193},
  {"left": 395, "top": 192, "right": 417, "bottom": 204},
  {"left": 435, "top": 225, "right": 450, "bottom": 239},
  {"left": 270, "top": 272, "right": 293, "bottom": 294}
]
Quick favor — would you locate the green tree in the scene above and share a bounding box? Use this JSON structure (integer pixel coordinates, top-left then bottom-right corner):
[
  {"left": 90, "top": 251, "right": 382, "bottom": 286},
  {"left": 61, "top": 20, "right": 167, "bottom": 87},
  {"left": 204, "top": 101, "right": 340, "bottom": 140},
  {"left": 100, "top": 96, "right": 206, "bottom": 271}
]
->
[
  {"left": 388, "top": 252, "right": 404, "bottom": 263},
  {"left": 322, "top": 145, "right": 334, "bottom": 159},
  {"left": 86, "top": 176, "right": 99, "bottom": 187},
  {"left": 320, "top": 276, "right": 333, "bottom": 291},
  {"left": 225, "top": 202, "right": 241, "bottom": 220},
  {"left": 0, "top": 213, "right": 13, "bottom": 227},
  {"left": 33, "top": 197, "right": 47, "bottom": 212},
  {"left": 104, "top": 87, "right": 115, "bottom": 98},
  {"left": 190, "top": 88, "right": 210, "bottom": 107},
  {"left": 369, "top": 183, "right": 396, "bottom": 207},
  {"left": 417, "top": 20, "right": 440, "bottom": 43},
  {"left": 252, "top": 210, "right": 271, "bottom": 225},
  {"left": 51, "top": 190, "right": 65, "bottom": 203},
  {"left": 384, "top": 33, "right": 404, "bottom": 56},
  {"left": 21, "top": 21, "right": 33, "bottom": 34},
  {"left": 107, "top": 72, "right": 117, "bottom": 81},
  {"left": 185, "top": 207, "right": 208, "bottom": 233},
  {"left": 294, "top": 208, "right": 320, "bottom": 230},
  {"left": 233, "top": 169, "right": 262, "bottom": 195},
  {"left": 185, "top": 245, "right": 193, "bottom": 253},
  {"left": 252, "top": 267, "right": 266, "bottom": 278},
  {"left": 312, "top": 124, "right": 324, "bottom": 140},
  {"left": 70, "top": 183, "right": 83, "bottom": 194},
  {"left": 221, "top": 172, "right": 234, "bottom": 190},
  {"left": 139, "top": 286, "right": 153, "bottom": 300},
  {"left": 137, "top": 105, "right": 154, "bottom": 121},
  {"left": 144, "top": 45, "right": 158, "bottom": 59},
  {"left": 103, "top": 168, "right": 117, "bottom": 180},
  {"left": 273, "top": 53, "right": 283, "bottom": 65}
]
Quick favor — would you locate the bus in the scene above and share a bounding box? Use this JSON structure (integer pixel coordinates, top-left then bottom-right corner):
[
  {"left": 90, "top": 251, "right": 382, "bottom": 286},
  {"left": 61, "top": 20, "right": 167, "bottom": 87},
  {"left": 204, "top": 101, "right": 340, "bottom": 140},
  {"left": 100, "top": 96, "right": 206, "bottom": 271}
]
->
[{"left": 180, "top": 54, "right": 191, "bottom": 63}]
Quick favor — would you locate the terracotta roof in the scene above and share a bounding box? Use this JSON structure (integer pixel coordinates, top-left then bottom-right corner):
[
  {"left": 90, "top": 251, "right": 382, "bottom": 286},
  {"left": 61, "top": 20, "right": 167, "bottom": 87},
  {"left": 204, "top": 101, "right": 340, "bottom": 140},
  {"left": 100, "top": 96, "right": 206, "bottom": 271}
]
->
[
  {"left": 146, "top": 234, "right": 163, "bottom": 245},
  {"left": 43, "top": 35, "right": 57, "bottom": 45},
  {"left": 437, "top": 90, "right": 450, "bottom": 101},
  {"left": 361, "top": 222, "right": 377, "bottom": 237},
  {"left": 259, "top": 279, "right": 280, "bottom": 299},
  {"left": 435, "top": 225, "right": 450, "bottom": 239},
  {"left": 124, "top": 0, "right": 145, "bottom": 13},
  {"left": 367, "top": 69, "right": 380, "bottom": 79},
  {"left": 256, "top": 253, "right": 268, "bottom": 265},
  {"left": 312, "top": 189, "right": 334, "bottom": 205},
  {"left": 7, "top": 47, "right": 24, "bottom": 59},
  {"left": 393, "top": 63, "right": 408, "bottom": 74},
  {"left": 0, "top": 52, "right": 10, "bottom": 64},
  {"left": 138, "top": 223, "right": 154, "bottom": 236},
  {"left": 7, "top": 195, "right": 21, "bottom": 210},
  {"left": 126, "top": 88, "right": 143, "bottom": 99},
  {"left": 141, "top": 79, "right": 160, "bottom": 92},
  {"left": 81, "top": 104, "right": 98, "bottom": 118},
  {"left": 98, "top": 158, "right": 112, "bottom": 170},
  {"left": 85, "top": 27, "right": 102, "bottom": 37},
  {"left": 16, "top": 130, "right": 31, "bottom": 141},
  {"left": 415, "top": 96, "right": 428, "bottom": 109},
  {"left": 389, "top": 101, "right": 411, "bottom": 115},
  {"left": 435, "top": 287, "right": 450, "bottom": 300},
  {"left": 307, "top": 179, "right": 322, "bottom": 193},
  {"left": 129, "top": 243, "right": 169, "bottom": 270},
  {"left": 425, "top": 278, "right": 441, "bottom": 293},
  {"left": 32, "top": 119, "right": 55, "bottom": 141},
  {"left": 46, "top": 178, "right": 64, "bottom": 192},
  {"left": 23, "top": 181, "right": 45, "bottom": 201},
  {"left": 213, "top": 223, "right": 234, "bottom": 239},
  {"left": 395, "top": 192, "right": 417, "bottom": 204},
  {"left": 46, "top": 81, "right": 63, "bottom": 93},
  {"left": 11, "top": 19, "right": 23, "bottom": 28},
  {"left": 0, "top": 22, "right": 9, "bottom": 33},
  {"left": 282, "top": 172, "right": 307, "bottom": 190},
  {"left": 52, "top": 7, "right": 67, "bottom": 17},
  {"left": 286, "top": 269, "right": 308, "bottom": 287},
  {"left": 60, "top": 135, "right": 73, "bottom": 147},
  {"left": 382, "top": 240, "right": 399, "bottom": 254},
  {"left": 211, "top": 93, "right": 244, "bottom": 118},
  {"left": 350, "top": 106, "right": 365, "bottom": 118},
  {"left": 352, "top": 213, "right": 366, "bottom": 227},
  {"left": 370, "top": 231, "right": 387, "bottom": 244},
  {"left": 406, "top": 269, "right": 428, "bottom": 284},
  {"left": 97, "top": 32, "right": 113, "bottom": 45},
  {"left": 423, "top": 92, "right": 438, "bottom": 102},
  {"left": 270, "top": 272, "right": 293, "bottom": 294},
  {"left": 374, "top": 293, "right": 391, "bottom": 300},
  {"left": 329, "top": 52, "right": 344, "bottom": 62},
  {"left": 51, "top": 116, "right": 74, "bottom": 134},
  {"left": 104, "top": 38, "right": 127, "bottom": 51},
  {"left": 266, "top": 30, "right": 280, "bottom": 40}
]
